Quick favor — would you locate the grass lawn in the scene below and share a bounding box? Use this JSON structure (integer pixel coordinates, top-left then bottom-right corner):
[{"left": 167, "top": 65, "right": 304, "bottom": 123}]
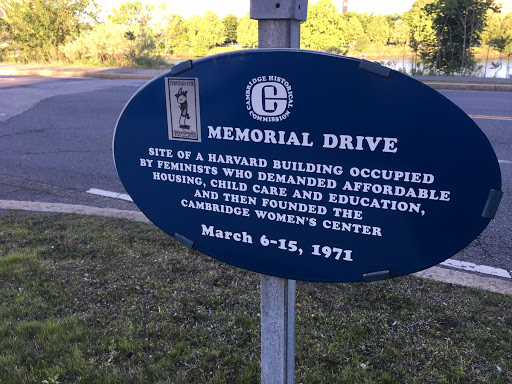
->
[{"left": 0, "top": 212, "right": 510, "bottom": 384}]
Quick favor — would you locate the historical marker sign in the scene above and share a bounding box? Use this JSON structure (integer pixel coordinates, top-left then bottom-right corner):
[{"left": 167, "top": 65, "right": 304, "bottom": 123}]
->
[{"left": 113, "top": 50, "right": 502, "bottom": 282}]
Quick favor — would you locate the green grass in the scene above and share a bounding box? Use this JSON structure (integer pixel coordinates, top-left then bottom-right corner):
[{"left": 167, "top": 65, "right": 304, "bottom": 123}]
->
[{"left": 0, "top": 212, "right": 511, "bottom": 383}]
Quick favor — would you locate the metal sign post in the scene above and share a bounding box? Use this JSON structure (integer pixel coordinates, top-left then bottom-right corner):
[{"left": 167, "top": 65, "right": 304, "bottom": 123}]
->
[
  {"left": 250, "top": 2, "right": 308, "bottom": 383},
  {"left": 114, "top": 3, "right": 502, "bottom": 384}
]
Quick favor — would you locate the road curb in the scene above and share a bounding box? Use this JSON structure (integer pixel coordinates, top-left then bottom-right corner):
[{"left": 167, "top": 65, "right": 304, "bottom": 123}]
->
[
  {"left": 2, "top": 67, "right": 512, "bottom": 91},
  {"left": 0, "top": 68, "right": 156, "bottom": 80},
  {"left": 0, "top": 199, "right": 149, "bottom": 222},
  {"left": 1, "top": 199, "right": 510, "bottom": 296},
  {"left": 84, "top": 72, "right": 155, "bottom": 80},
  {"left": 425, "top": 82, "right": 512, "bottom": 92},
  {"left": 414, "top": 267, "right": 512, "bottom": 296}
]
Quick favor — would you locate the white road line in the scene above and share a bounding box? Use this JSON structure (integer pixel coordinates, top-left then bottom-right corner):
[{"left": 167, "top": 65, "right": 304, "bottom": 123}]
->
[
  {"left": 470, "top": 114, "right": 512, "bottom": 121},
  {"left": 441, "top": 259, "right": 511, "bottom": 279},
  {"left": 499, "top": 160, "right": 512, "bottom": 164},
  {"left": 86, "top": 188, "right": 133, "bottom": 202}
]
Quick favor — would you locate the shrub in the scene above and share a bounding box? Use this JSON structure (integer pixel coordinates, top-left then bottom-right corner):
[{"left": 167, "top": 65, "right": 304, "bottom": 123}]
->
[{"left": 61, "top": 23, "right": 157, "bottom": 67}]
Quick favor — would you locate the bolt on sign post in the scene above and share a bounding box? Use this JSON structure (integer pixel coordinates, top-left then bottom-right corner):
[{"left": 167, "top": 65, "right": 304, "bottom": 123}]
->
[{"left": 112, "top": 2, "right": 502, "bottom": 384}]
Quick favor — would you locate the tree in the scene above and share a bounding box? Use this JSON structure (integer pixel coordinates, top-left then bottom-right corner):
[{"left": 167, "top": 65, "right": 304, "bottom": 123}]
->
[
  {"left": 161, "top": 14, "right": 189, "bottom": 56},
  {"left": 301, "top": 0, "right": 345, "bottom": 51},
  {"left": 480, "top": 13, "right": 501, "bottom": 45},
  {"left": 105, "top": 1, "right": 156, "bottom": 61},
  {"left": 391, "top": 20, "right": 411, "bottom": 44},
  {"left": 237, "top": 14, "right": 258, "bottom": 48},
  {"left": 108, "top": 1, "right": 151, "bottom": 27},
  {"left": 391, "top": 20, "right": 411, "bottom": 68},
  {"left": 144, "top": 2, "right": 180, "bottom": 57},
  {"left": 356, "top": 12, "right": 374, "bottom": 31},
  {"left": 186, "top": 15, "right": 207, "bottom": 56},
  {"left": 497, "top": 13, "right": 512, "bottom": 76},
  {"left": 403, "top": 0, "right": 436, "bottom": 70},
  {"left": 223, "top": 14, "right": 239, "bottom": 44},
  {"left": 354, "top": 34, "right": 371, "bottom": 52},
  {"left": 366, "top": 16, "right": 390, "bottom": 45},
  {"left": 422, "top": 0, "right": 501, "bottom": 74},
  {"left": 0, "top": 0, "right": 98, "bottom": 62},
  {"left": 203, "top": 11, "right": 226, "bottom": 46},
  {"left": 480, "top": 13, "right": 502, "bottom": 76},
  {"left": 502, "top": 13, "right": 512, "bottom": 44},
  {"left": 187, "top": 12, "right": 225, "bottom": 57},
  {"left": 344, "top": 15, "right": 365, "bottom": 46},
  {"left": 0, "top": 14, "right": 9, "bottom": 60}
]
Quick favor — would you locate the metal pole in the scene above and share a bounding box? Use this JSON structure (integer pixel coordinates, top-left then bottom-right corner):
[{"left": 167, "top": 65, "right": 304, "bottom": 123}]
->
[
  {"left": 260, "top": 275, "right": 296, "bottom": 384},
  {"left": 257, "top": 19, "right": 301, "bottom": 49},
  {"left": 250, "top": 2, "right": 307, "bottom": 383}
]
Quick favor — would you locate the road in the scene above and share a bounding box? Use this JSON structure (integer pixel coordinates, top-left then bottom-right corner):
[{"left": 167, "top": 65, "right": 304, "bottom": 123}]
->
[
  {"left": 438, "top": 90, "right": 512, "bottom": 276},
  {"left": 0, "top": 76, "right": 143, "bottom": 211},
  {"left": 0, "top": 75, "right": 511, "bottom": 278}
]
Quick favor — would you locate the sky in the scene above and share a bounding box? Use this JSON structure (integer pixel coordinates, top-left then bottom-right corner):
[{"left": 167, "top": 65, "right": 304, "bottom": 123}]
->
[
  {"left": 98, "top": 0, "right": 415, "bottom": 19},
  {"left": 344, "top": 0, "right": 414, "bottom": 15}
]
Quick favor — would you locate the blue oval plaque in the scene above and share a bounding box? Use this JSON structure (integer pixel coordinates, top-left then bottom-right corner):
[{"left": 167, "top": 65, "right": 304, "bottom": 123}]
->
[{"left": 113, "top": 50, "right": 502, "bottom": 282}]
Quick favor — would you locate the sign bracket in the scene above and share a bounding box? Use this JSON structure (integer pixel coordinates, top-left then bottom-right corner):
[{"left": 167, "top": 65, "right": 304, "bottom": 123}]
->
[
  {"left": 359, "top": 59, "right": 392, "bottom": 78},
  {"left": 174, "top": 233, "right": 194, "bottom": 248},
  {"left": 363, "top": 270, "right": 392, "bottom": 282},
  {"left": 482, "top": 189, "right": 503, "bottom": 219},
  {"left": 171, "top": 60, "right": 193, "bottom": 76}
]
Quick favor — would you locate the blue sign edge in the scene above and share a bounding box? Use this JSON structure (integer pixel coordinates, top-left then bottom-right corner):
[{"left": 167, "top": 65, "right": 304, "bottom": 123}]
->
[{"left": 112, "top": 49, "right": 504, "bottom": 283}]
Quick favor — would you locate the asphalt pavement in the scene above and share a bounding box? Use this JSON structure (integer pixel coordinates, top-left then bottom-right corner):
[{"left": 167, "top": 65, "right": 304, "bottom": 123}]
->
[{"left": 0, "top": 64, "right": 511, "bottom": 295}]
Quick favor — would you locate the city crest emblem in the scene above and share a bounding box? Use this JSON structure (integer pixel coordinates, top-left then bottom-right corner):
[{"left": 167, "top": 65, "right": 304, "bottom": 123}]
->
[{"left": 246, "top": 75, "right": 293, "bottom": 123}]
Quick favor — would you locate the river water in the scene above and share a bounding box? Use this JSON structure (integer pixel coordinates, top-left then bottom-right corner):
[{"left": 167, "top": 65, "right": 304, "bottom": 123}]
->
[
  {"left": 169, "top": 55, "right": 512, "bottom": 78},
  {"left": 375, "top": 57, "right": 512, "bottom": 78}
]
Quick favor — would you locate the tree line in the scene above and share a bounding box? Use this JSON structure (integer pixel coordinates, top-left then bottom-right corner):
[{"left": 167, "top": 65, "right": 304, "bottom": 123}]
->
[{"left": 0, "top": 0, "right": 511, "bottom": 75}]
